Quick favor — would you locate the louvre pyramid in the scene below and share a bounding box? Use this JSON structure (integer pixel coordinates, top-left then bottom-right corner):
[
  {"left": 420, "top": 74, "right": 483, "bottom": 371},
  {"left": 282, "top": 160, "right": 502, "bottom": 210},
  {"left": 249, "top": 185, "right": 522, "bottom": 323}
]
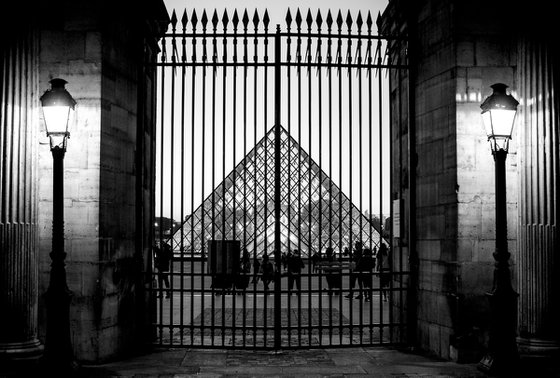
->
[{"left": 170, "top": 125, "right": 385, "bottom": 258}]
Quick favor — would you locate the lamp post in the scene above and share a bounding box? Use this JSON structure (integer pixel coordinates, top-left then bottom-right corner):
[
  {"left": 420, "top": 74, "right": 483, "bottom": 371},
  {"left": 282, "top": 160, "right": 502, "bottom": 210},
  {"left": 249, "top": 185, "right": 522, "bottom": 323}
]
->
[
  {"left": 39, "top": 78, "right": 78, "bottom": 373},
  {"left": 478, "top": 83, "right": 520, "bottom": 374}
]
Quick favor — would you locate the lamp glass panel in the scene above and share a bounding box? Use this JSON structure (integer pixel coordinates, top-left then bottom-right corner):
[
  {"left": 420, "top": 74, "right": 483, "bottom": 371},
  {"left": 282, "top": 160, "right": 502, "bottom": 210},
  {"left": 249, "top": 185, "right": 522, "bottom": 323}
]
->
[
  {"left": 482, "top": 111, "right": 493, "bottom": 138},
  {"left": 489, "top": 108, "right": 516, "bottom": 137},
  {"left": 42, "top": 105, "right": 71, "bottom": 134}
]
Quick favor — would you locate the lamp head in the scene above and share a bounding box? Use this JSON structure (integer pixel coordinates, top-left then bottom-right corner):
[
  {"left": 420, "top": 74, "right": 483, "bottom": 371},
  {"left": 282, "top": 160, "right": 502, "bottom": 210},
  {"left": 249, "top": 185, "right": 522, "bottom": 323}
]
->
[
  {"left": 481, "top": 83, "right": 519, "bottom": 153},
  {"left": 40, "top": 78, "right": 76, "bottom": 150}
]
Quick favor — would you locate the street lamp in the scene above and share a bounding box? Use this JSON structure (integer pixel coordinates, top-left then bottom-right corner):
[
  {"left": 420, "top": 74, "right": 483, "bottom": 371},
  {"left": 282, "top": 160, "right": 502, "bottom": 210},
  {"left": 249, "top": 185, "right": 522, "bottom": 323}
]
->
[
  {"left": 478, "top": 83, "right": 520, "bottom": 374},
  {"left": 39, "top": 78, "right": 78, "bottom": 373}
]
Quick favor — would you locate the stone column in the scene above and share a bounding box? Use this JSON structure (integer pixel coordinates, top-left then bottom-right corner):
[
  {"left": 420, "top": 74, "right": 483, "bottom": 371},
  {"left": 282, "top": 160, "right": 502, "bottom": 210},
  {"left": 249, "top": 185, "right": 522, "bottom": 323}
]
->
[
  {"left": 0, "top": 28, "right": 43, "bottom": 360},
  {"left": 516, "top": 36, "right": 560, "bottom": 355}
]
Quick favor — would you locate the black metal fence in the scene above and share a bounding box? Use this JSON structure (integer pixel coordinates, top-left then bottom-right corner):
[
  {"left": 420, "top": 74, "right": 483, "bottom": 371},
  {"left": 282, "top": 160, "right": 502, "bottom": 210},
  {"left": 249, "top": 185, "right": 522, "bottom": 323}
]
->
[{"left": 151, "top": 8, "right": 409, "bottom": 349}]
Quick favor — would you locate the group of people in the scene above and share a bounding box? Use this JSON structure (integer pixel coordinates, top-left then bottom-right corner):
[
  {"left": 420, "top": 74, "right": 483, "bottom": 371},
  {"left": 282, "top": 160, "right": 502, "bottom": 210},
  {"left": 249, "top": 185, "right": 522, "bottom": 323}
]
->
[
  {"left": 251, "top": 249, "right": 305, "bottom": 293},
  {"left": 344, "top": 241, "right": 391, "bottom": 302},
  {"left": 153, "top": 240, "right": 391, "bottom": 301}
]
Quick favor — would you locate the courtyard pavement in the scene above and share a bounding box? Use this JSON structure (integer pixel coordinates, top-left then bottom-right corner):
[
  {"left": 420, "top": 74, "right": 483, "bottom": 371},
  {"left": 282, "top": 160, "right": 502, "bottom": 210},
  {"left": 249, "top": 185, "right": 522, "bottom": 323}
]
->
[{"left": 4, "top": 346, "right": 559, "bottom": 378}]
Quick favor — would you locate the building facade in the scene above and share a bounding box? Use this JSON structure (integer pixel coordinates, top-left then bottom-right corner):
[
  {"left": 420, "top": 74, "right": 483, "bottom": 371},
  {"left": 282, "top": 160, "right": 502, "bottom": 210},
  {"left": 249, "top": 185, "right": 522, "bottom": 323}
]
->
[{"left": 1, "top": 0, "right": 558, "bottom": 365}]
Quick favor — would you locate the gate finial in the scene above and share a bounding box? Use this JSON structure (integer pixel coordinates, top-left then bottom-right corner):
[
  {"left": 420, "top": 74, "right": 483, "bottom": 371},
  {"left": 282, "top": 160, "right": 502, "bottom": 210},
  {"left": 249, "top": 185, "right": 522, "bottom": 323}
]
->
[
  {"left": 326, "top": 10, "right": 333, "bottom": 33},
  {"left": 366, "top": 11, "right": 373, "bottom": 34},
  {"left": 345, "top": 10, "right": 353, "bottom": 32},
  {"left": 285, "top": 9, "right": 292, "bottom": 29},
  {"left": 263, "top": 10, "right": 270, "bottom": 29}
]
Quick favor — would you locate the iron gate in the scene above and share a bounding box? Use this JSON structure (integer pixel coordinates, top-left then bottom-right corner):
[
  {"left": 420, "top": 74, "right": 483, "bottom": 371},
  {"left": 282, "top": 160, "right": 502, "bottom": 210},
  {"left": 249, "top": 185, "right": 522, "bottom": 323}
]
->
[{"left": 150, "top": 8, "right": 409, "bottom": 349}]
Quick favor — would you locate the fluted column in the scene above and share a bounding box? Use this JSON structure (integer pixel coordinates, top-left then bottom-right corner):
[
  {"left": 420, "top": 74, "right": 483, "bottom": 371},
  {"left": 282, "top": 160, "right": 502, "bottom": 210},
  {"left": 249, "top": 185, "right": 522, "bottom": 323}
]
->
[
  {"left": 0, "top": 28, "right": 42, "bottom": 359},
  {"left": 516, "top": 36, "right": 560, "bottom": 355}
]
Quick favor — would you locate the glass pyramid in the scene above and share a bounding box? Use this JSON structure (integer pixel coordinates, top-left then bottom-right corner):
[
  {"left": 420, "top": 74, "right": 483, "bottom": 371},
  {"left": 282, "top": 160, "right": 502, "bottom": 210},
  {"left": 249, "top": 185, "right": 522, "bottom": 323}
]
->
[{"left": 170, "top": 125, "right": 384, "bottom": 258}]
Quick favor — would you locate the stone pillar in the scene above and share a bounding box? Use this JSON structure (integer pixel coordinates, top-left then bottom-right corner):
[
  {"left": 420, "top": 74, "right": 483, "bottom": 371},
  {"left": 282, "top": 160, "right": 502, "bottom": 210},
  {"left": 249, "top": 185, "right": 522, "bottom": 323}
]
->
[
  {"left": 36, "top": 0, "right": 168, "bottom": 362},
  {"left": 0, "top": 28, "right": 43, "bottom": 360},
  {"left": 516, "top": 36, "right": 560, "bottom": 355}
]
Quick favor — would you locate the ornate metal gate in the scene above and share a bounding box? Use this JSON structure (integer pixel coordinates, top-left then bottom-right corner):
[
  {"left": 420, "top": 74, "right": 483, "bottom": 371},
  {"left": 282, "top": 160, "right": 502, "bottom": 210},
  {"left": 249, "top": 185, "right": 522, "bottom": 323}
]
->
[{"left": 151, "top": 8, "right": 409, "bottom": 349}]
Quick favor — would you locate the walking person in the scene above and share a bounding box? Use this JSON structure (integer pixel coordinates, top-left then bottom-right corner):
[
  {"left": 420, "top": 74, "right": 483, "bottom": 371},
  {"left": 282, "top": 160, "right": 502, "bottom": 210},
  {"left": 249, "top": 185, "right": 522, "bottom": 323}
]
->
[
  {"left": 287, "top": 249, "right": 305, "bottom": 294},
  {"left": 251, "top": 255, "right": 261, "bottom": 284},
  {"left": 155, "top": 241, "right": 172, "bottom": 298},
  {"left": 235, "top": 248, "right": 251, "bottom": 293},
  {"left": 323, "top": 247, "right": 341, "bottom": 295},
  {"left": 356, "top": 248, "right": 375, "bottom": 301},
  {"left": 345, "top": 241, "right": 363, "bottom": 299},
  {"left": 311, "top": 250, "right": 322, "bottom": 273},
  {"left": 377, "top": 242, "right": 391, "bottom": 301},
  {"left": 259, "top": 253, "right": 274, "bottom": 292}
]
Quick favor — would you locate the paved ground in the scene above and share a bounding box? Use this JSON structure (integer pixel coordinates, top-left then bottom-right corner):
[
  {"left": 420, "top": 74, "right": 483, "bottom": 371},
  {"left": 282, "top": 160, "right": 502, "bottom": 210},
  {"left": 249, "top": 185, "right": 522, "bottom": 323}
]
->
[{"left": 3, "top": 346, "right": 559, "bottom": 377}]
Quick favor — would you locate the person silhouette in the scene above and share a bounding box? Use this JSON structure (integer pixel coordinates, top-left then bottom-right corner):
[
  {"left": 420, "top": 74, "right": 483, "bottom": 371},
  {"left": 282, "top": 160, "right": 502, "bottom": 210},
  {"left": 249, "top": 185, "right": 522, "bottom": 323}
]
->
[
  {"left": 259, "top": 253, "right": 274, "bottom": 292},
  {"left": 287, "top": 249, "right": 305, "bottom": 294},
  {"left": 155, "top": 241, "right": 172, "bottom": 298}
]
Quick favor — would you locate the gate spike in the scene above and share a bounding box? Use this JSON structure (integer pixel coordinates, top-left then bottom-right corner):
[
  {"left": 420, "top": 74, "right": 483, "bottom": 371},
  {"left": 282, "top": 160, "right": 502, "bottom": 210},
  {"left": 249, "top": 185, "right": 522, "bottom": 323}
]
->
[
  {"left": 252, "top": 10, "right": 260, "bottom": 30},
  {"left": 346, "top": 10, "right": 353, "bottom": 32},
  {"left": 181, "top": 10, "right": 188, "bottom": 30},
  {"left": 336, "top": 10, "right": 343, "bottom": 32},
  {"left": 170, "top": 10, "right": 178, "bottom": 30},
  {"left": 366, "top": 11, "right": 373, "bottom": 34},
  {"left": 376, "top": 12, "right": 382, "bottom": 33},
  {"left": 285, "top": 9, "right": 292, "bottom": 29},
  {"left": 306, "top": 9, "right": 313, "bottom": 29},
  {"left": 201, "top": 10, "right": 208, "bottom": 30},
  {"left": 326, "top": 10, "right": 333, "bottom": 32},
  {"left": 263, "top": 9, "right": 270, "bottom": 29},
  {"left": 212, "top": 9, "right": 219, "bottom": 30},
  {"left": 356, "top": 11, "right": 363, "bottom": 33},
  {"left": 242, "top": 9, "right": 249, "bottom": 30},
  {"left": 295, "top": 8, "right": 302, "bottom": 29},
  {"left": 316, "top": 10, "right": 323, "bottom": 30},
  {"left": 222, "top": 9, "right": 229, "bottom": 29},
  {"left": 232, "top": 9, "right": 239, "bottom": 30},
  {"left": 191, "top": 9, "right": 198, "bottom": 29}
]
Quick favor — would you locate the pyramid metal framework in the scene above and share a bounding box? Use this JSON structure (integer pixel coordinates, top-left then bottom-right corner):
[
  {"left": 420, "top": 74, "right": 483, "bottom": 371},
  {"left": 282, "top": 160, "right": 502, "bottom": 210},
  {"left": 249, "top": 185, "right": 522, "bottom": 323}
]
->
[{"left": 170, "top": 125, "right": 385, "bottom": 258}]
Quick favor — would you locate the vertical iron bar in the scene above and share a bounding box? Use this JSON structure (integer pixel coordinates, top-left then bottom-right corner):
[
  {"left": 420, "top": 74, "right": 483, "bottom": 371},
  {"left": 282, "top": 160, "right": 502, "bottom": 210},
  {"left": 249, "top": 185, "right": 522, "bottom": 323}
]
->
[
  {"left": 180, "top": 16, "right": 187, "bottom": 345},
  {"left": 366, "top": 23, "right": 374, "bottom": 344},
  {"left": 296, "top": 12, "right": 303, "bottom": 347},
  {"left": 169, "top": 18, "right": 176, "bottom": 346},
  {"left": 274, "top": 24, "right": 282, "bottom": 351},
  {"left": 221, "top": 11, "right": 229, "bottom": 348},
  {"left": 158, "top": 32, "right": 166, "bottom": 343},
  {"left": 336, "top": 15, "right": 344, "bottom": 344},
  {"left": 286, "top": 11, "right": 293, "bottom": 347},
  {"left": 240, "top": 11, "right": 249, "bottom": 347},
  {"left": 346, "top": 20, "right": 354, "bottom": 346},
  {"left": 190, "top": 19, "right": 197, "bottom": 346},
  {"left": 210, "top": 10, "right": 217, "bottom": 346},
  {"left": 326, "top": 11, "right": 334, "bottom": 345},
  {"left": 231, "top": 11, "right": 241, "bottom": 348},
  {"left": 200, "top": 13, "right": 208, "bottom": 345},
  {"left": 251, "top": 11, "right": 260, "bottom": 346},
  {"left": 357, "top": 25, "right": 364, "bottom": 346},
  {"left": 306, "top": 12, "right": 313, "bottom": 348},
  {"left": 377, "top": 38, "right": 385, "bottom": 344},
  {"left": 316, "top": 12, "right": 325, "bottom": 346}
]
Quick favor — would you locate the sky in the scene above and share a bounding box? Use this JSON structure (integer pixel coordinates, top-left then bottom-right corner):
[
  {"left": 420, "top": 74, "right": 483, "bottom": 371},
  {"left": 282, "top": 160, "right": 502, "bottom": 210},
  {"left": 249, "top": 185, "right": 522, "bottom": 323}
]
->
[{"left": 157, "top": 0, "right": 393, "bottom": 222}]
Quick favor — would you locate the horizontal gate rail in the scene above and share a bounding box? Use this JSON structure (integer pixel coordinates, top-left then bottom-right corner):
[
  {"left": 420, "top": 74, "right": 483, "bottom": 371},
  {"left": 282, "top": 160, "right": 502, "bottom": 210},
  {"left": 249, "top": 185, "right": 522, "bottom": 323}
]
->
[{"left": 151, "top": 7, "right": 410, "bottom": 350}]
